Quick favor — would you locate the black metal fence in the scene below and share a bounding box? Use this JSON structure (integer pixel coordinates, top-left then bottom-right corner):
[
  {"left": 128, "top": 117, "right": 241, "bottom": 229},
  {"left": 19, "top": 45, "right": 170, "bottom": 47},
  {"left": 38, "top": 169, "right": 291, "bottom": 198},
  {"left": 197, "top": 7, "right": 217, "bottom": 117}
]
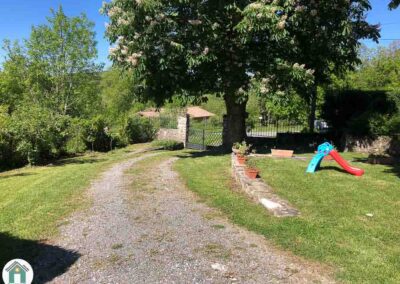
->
[
  {"left": 246, "top": 120, "right": 305, "bottom": 138},
  {"left": 187, "top": 117, "right": 223, "bottom": 150}
]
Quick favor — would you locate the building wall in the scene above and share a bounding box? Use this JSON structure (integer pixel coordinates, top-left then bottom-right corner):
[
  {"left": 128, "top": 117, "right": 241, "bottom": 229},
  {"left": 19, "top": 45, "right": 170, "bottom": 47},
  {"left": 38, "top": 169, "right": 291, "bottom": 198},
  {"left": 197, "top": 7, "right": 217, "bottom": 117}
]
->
[{"left": 156, "top": 115, "right": 189, "bottom": 146}]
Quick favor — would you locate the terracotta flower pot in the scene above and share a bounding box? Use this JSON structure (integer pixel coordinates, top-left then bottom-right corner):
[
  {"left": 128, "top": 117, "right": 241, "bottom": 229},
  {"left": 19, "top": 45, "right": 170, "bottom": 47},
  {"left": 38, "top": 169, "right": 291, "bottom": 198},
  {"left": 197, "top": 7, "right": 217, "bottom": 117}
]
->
[
  {"left": 245, "top": 167, "right": 259, "bottom": 179},
  {"left": 237, "top": 155, "right": 247, "bottom": 165},
  {"left": 271, "top": 149, "right": 294, "bottom": 158}
]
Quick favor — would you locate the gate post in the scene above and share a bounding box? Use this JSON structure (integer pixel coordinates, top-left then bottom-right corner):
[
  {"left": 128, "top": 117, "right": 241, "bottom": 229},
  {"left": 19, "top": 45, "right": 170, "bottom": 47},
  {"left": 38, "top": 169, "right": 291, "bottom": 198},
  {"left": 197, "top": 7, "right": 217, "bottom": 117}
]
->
[{"left": 178, "top": 114, "right": 190, "bottom": 148}]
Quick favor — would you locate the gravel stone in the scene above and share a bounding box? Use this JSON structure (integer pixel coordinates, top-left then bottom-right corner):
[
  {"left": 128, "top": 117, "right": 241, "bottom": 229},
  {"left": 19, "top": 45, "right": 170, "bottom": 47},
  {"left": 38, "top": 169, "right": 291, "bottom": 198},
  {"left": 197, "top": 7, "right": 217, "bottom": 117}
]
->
[{"left": 35, "top": 154, "right": 334, "bottom": 283}]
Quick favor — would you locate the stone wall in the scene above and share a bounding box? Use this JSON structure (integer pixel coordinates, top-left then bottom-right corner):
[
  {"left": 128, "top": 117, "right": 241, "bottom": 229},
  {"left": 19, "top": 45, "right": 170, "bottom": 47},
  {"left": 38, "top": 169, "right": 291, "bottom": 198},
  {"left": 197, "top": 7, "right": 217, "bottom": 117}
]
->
[
  {"left": 231, "top": 154, "right": 299, "bottom": 217},
  {"left": 156, "top": 115, "right": 189, "bottom": 147},
  {"left": 344, "top": 135, "right": 400, "bottom": 157}
]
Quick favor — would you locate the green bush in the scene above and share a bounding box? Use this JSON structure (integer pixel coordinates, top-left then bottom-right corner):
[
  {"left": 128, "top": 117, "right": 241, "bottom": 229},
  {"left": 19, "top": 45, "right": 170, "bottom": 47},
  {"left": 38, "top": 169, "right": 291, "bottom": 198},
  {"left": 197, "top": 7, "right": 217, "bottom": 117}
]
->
[
  {"left": 82, "top": 116, "right": 116, "bottom": 152},
  {"left": 122, "top": 115, "right": 158, "bottom": 144},
  {"left": 387, "top": 113, "right": 400, "bottom": 133},
  {"left": 152, "top": 139, "right": 184, "bottom": 150},
  {"left": 0, "top": 106, "right": 17, "bottom": 169},
  {"left": 65, "top": 118, "right": 87, "bottom": 154},
  {"left": 10, "top": 105, "right": 69, "bottom": 165},
  {"left": 322, "top": 89, "right": 397, "bottom": 136}
]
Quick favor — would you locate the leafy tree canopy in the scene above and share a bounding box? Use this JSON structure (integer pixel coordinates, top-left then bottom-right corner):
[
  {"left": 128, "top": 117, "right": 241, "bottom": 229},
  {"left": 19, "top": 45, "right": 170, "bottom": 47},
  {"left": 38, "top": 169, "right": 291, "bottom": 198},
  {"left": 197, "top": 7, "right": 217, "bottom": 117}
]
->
[
  {"left": 102, "top": 0, "right": 379, "bottom": 144},
  {"left": 334, "top": 41, "right": 400, "bottom": 93},
  {"left": 2, "top": 6, "right": 103, "bottom": 116},
  {"left": 389, "top": 0, "right": 400, "bottom": 10}
]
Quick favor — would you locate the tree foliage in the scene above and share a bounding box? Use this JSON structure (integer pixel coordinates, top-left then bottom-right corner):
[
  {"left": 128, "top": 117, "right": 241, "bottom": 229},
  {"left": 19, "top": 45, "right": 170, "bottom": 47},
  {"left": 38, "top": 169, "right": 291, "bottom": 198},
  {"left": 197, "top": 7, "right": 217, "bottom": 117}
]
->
[
  {"left": 102, "top": 0, "right": 379, "bottom": 144},
  {"left": 389, "top": 0, "right": 400, "bottom": 10},
  {"left": 99, "top": 67, "right": 147, "bottom": 122},
  {"left": 26, "top": 6, "right": 103, "bottom": 116},
  {"left": 324, "top": 42, "right": 400, "bottom": 136},
  {"left": 0, "top": 7, "right": 149, "bottom": 167},
  {"left": 337, "top": 42, "right": 400, "bottom": 94},
  {"left": 322, "top": 90, "right": 398, "bottom": 137}
]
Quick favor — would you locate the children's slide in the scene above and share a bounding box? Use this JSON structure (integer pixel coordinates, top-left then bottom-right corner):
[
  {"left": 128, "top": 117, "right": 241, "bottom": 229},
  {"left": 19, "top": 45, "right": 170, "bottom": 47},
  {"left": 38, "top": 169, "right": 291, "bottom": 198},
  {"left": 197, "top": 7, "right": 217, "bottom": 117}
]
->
[
  {"left": 306, "top": 152, "right": 326, "bottom": 173},
  {"left": 306, "top": 142, "right": 364, "bottom": 176},
  {"left": 329, "top": 150, "right": 365, "bottom": 176}
]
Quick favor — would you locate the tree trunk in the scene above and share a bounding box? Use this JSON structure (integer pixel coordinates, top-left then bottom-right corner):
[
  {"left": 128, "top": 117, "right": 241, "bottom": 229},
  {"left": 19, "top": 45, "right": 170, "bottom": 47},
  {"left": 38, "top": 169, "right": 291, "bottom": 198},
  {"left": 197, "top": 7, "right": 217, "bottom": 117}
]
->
[
  {"left": 308, "top": 84, "right": 317, "bottom": 133},
  {"left": 223, "top": 96, "right": 247, "bottom": 148}
]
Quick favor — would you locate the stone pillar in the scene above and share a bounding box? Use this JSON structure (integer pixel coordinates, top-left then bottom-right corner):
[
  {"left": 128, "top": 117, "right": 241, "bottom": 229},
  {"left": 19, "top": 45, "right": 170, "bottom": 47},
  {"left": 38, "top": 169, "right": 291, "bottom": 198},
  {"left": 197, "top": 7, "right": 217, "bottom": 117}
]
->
[{"left": 177, "top": 114, "right": 189, "bottom": 147}]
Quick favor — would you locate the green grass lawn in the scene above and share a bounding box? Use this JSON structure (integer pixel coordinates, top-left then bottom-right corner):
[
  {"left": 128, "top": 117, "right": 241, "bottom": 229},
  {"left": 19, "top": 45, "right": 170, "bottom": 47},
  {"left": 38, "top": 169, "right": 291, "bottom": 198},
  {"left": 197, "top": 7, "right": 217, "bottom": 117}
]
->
[
  {"left": 175, "top": 152, "right": 400, "bottom": 283},
  {"left": 0, "top": 143, "right": 149, "bottom": 266}
]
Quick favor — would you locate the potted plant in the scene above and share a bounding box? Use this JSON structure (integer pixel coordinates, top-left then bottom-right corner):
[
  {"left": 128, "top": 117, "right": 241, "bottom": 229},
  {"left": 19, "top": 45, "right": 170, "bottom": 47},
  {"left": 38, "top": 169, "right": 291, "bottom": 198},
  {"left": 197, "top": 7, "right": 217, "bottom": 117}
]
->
[
  {"left": 232, "top": 142, "right": 241, "bottom": 154},
  {"left": 236, "top": 141, "right": 250, "bottom": 164},
  {"left": 245, "top": 158, "right": 260, "bottom": 179}
]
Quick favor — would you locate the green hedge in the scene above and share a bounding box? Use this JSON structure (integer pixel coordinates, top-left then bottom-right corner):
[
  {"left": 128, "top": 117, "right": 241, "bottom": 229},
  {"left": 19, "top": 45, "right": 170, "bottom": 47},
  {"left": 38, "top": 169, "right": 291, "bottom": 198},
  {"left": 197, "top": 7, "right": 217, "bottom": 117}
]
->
[
  {"left": 322, "top": 89, "right": 399, "bottom": 137},
  {"left": 0, "top": 110, "right": 160, "bottom": 169}
]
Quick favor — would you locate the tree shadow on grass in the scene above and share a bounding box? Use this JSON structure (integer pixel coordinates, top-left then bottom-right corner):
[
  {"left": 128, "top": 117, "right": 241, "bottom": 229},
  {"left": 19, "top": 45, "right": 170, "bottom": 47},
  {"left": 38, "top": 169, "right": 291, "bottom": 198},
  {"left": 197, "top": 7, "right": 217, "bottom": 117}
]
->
[
  {"left": 353, "top": 157, "right": 369, "bottom": 163},
  {"left": 318, "top": 166, "right": 349, "bottom": 174},
  {"left": 353, "top": 157, "right": 400, "bottom": 179},
  {"left": 174, "top": 147, "right": 229, "bottom": 160},
  {"left": 0, "top": 232, "right": 80, "bottom": 284},
  {"left": 383, "top": 164, "right": 400, "bottom": 178},
  {"left": 0, "top": 172, "right": 37, "bottom": 180},
  {"left": 51, "top": 157, "right": 106, "bottom": 167}
]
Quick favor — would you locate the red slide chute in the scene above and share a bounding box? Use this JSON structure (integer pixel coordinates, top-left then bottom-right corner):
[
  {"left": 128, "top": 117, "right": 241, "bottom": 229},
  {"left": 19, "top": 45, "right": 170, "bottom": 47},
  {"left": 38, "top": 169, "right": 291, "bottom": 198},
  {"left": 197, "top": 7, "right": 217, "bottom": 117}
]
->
[{"left": 329, "top": 150, "right": 365, "bottom": 176}]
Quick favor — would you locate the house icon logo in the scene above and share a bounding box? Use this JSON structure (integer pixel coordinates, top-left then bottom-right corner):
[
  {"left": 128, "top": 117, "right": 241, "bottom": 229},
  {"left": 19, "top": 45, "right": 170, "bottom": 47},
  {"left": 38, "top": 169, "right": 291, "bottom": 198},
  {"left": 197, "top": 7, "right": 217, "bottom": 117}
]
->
[{"left": 2, "top": 259, "right": 33, "bottom": 284}]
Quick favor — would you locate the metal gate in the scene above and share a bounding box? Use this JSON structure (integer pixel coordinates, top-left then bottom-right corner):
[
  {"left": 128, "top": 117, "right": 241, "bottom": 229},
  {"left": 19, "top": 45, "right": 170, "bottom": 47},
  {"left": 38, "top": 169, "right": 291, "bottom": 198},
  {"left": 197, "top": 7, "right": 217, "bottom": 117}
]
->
[{"left": 187, "top": 118, "right": 223, "bottom": 150}]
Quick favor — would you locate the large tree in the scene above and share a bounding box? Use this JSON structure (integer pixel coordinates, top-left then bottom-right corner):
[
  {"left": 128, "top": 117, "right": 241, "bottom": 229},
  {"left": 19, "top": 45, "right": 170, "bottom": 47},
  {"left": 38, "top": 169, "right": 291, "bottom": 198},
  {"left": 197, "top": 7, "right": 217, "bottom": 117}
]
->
[
  {"left": 25, "top": 6, "right": 103, "bottom": 116},
  {"left": 102, "top": 0, "right": 379, "bottom": 145}
]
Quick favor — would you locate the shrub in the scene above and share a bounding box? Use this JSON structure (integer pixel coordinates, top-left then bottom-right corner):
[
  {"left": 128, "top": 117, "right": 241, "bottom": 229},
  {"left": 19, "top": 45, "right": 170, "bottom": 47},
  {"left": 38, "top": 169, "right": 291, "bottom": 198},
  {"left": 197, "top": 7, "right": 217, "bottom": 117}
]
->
[
  {"left": 387, "top": 113, "right": 400, "bottom": 134},
  {"left": 82, "top": 116, "right": 114, "bottom": 152},
  {"left": 122, "top": 115, "right": 158, "bottom": 144},
  {"left": 65, "top": 118, "right": 87, "bottom": 154},
  {"left": 0, "top": 106, "right": 17, "bottom": 168},
  {"left": 322, "top": 89, "right": 397, "bottom": 137},
  {"left": 237, "top": 141, "right": 251, "bottom": 156},
  {"left": 152, "top": 139, "right": 184, "bottom": 150},
  {"left": 10, "top": 105, "right": 68, "bottom": 165},
  {"left": 246, "top": 157, "right": 258, "bottom": 168}
]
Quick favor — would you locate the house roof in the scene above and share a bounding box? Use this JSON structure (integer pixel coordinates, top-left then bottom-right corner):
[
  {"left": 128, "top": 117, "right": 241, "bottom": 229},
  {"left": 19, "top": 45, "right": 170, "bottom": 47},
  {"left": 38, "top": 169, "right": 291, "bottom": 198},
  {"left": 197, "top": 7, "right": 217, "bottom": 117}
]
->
[{"left": 186, "top": 106, "right": 215, "bottom": 118}]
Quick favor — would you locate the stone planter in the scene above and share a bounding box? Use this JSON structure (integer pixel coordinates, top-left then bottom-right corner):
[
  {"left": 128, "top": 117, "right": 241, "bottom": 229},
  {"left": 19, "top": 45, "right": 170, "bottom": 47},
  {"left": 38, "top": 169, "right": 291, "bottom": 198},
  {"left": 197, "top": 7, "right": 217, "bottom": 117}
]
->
[
  {"left": 271, "top": 149, "right": 294, "bottom": 158},
  {"left": 231, "top": 153, "right": 299, "bottom": 217}
]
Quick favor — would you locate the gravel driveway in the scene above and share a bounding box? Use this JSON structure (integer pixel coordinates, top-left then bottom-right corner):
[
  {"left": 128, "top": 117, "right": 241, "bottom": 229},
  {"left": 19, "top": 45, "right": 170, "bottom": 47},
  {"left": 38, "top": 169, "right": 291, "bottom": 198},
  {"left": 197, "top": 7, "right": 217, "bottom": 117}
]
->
[{"left": 35, "top": 152, "right": 334, "bottom": 283}]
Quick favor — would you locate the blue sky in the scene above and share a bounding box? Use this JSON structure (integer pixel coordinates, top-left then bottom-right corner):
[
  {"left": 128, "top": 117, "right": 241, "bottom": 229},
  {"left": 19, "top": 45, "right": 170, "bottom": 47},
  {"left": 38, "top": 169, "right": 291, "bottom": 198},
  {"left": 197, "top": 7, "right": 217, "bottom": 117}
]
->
[
  {"left": 0, "top": 0, "right": 399, "bottom": 67},
  {"left": 0, "top": 0, "right": 109, "bottom": 67}
]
